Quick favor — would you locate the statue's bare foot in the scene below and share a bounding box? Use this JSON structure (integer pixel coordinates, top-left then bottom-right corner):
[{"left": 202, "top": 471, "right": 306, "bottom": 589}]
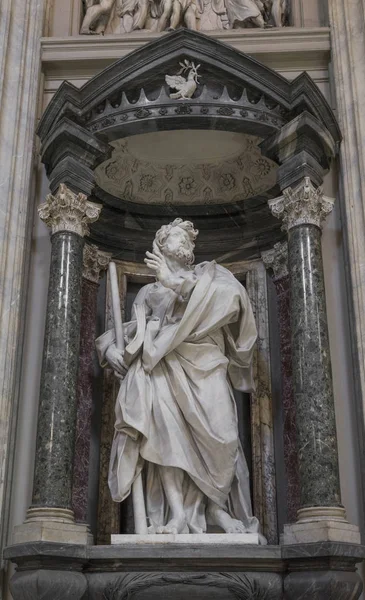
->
[
  {"left": 156, "top": 513, "right": 187, "bottom": 534},
  {"left": 207, "top": 504, "right": 246, "bottom": 534}
]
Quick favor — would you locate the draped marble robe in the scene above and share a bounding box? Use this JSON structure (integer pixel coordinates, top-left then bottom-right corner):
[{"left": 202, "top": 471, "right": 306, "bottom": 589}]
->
[{"left": 96, "top": 261, "right": 259, "bottom": 533}]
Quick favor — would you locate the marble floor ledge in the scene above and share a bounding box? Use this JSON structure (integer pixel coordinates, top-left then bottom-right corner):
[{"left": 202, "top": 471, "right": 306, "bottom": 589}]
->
[{"left": 4, "top": 540, "right": 365, "bottom": 573}]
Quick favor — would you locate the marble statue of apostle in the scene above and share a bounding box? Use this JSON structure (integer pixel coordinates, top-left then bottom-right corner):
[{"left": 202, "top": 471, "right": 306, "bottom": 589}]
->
[{"left": 96, "top": 219, "right": 262, "bottom": 537}]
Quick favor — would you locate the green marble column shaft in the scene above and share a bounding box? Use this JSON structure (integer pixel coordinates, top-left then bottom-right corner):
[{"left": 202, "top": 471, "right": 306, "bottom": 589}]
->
[
  {"left": 270, "top": 178, "right": 342, "bottom": 513},
  {"left": 30, "top": 185, "right": 101, "bottom": 516},
  {"left": 31, "top": 231, "right": 84, "bottom": 510},
  {"left": 288, "top": 224, "right": 341, "bottom": 509}
]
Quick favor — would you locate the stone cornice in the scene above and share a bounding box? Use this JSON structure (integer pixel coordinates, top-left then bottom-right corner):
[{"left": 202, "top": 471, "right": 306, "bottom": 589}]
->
[
  {"left": 39, "top": 184, "right": 102, "bottom": 237},
  {"left": 83, "top": 244, "right": 112, "bottom": 284},
  {"left": 40, "top": 28, "right": 331, "bottom": 77},
  {"left": 269, "top": 178, "right": 334, "bottom": 231}
]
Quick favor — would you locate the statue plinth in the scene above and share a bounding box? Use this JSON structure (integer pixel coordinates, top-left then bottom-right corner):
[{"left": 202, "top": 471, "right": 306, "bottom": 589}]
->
[{"left": 111, "top": 533, "right": 260, "bottom": 545}]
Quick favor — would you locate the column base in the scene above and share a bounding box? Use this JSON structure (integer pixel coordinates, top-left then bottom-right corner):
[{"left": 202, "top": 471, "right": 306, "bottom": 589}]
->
[
  {"left": 14, "top": 507, "right": 93, "bottom": 545},
  {"left": 283, "top": 506, "right": 361, "bottom": 544}
]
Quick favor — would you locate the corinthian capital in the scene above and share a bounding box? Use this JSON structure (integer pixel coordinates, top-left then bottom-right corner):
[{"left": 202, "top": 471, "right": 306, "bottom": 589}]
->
[
  {"left": 83, "top": 244, "right": 112, "bottom": 284},
  {"left": 268, "top": 178, "right": 334, "bottom": 231},
  {"left": 262, "top": 241, "right": 288, "bottom": 280},
  {"left": 38, "top": 184, "right": 102, "bottom": 237}
]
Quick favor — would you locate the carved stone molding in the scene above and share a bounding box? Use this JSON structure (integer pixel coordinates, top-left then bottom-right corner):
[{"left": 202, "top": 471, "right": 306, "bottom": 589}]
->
[
  {"left": 103, "top": 572, "right": 283, "bottom": 600},
  {"left": 262, "top": 242, "right": 288, "bottom": 280},
  {"left": 83, "top": 243, "right": 112, "bottom": 284},
  {"left": 5, "top": 540, "right": 365, "bottom": 600},
  {"left": 38, "top": 184, "right": 102, "bottom": 237},
  {"left": 269, "top": 177, "right": 334, "bottom": 231}
]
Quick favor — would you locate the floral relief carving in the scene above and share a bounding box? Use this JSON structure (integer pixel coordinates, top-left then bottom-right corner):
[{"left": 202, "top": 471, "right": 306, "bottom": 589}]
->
[
  {"left": 219, "top": 172, "right": 236, "bottom": 192},
  {"left": 217, "top": 106, "right": 234, "bottom": 116},
  {"left": 179, "top": 176, "right": 197, "bottom": 196},
  {"left": 134, "top": 107, "right": 152, "bottom": 119},
  {"left": 139, "top": 173, "right": 158, "bottom": 193},
  {"left": 174, "top": 104, "right": 193, "bottom": 115},
  {"left": 101, "top": 116, "right": 116, "bottom": 127},
  {"left": 95, "top": 135, "right": 277, "bottom": 206},
  {"left": 253, "top": 158, "right": 271, "bottom": 178}
]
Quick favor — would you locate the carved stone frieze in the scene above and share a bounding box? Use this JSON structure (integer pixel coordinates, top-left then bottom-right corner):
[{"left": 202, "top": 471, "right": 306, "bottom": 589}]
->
[
  {"left": 268, "top": 178, "right": 334, "bottom": 231},
  {"left": 103, "top": 572, "right": 282, "bottom": 600},
  {"left": 5, "top": 540, "right": 365, "bottom": 600},
  {"left": 86, "top": 80, "right": 286, "bottom": 137},
  {"left": 262, "top": 241, "right": 288, "bottom": 280},
  {"left": 83, "top": 244, "right": 112, "bottom": 284},
  {"left": 38, "top": 184, "right": 102, "bottom": 237},
  {"left": 80, "top": 0, "right": 289, "bottom": 35}
]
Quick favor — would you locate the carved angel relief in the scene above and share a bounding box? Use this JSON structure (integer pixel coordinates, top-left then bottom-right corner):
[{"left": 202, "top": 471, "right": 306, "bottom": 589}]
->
[{"left": 165, "top": 61, "right": 201, "bottom": 100}]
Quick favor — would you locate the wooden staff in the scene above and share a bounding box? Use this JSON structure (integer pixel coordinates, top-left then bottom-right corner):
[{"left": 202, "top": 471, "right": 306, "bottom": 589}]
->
[{"left": 109, "top": 261, "right": 148, "bottom": 535}]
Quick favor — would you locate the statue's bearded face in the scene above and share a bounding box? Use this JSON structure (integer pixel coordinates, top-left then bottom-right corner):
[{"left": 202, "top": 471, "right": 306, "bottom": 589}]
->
[{"left": 162, "top": 226, "right": 194, "bottom": 265}]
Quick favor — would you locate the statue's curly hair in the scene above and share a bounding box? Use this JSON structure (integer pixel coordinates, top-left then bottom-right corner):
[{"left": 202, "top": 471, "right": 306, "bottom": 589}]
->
[{"left": 154, "top": 218, "right": 199, "bottom": 266}]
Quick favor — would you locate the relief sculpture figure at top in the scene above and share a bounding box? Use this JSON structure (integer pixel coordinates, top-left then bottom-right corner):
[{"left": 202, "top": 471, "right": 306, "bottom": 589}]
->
[
  {"left": 80, "top": 0, "right": 287, "bottom": 32},
  {"left": 96, "top": 219, "right": 266, "bottom": 540}
]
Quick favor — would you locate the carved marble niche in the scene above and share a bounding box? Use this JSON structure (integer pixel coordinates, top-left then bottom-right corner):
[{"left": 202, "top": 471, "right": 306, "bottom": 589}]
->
[
  {"left": 96, "top": 259, "right": 278, "bottom": 545},
  {"left": 36, "top": 28, "right": 341, "bottom": 544},
  {"left": 80, "top": 0, "right": 289, "bottom": 35}
]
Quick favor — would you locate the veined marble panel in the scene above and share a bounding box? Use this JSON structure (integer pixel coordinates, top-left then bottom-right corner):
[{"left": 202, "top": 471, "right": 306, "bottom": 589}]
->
[
  {"left": 246, "top": 263, "right": 278, "bottom": 544},
  {"left": 96, "top": 271, "right": 128, "bottom": 544},
  {"left": 0, "top": 0, "right": 46, "bottom": 584}
]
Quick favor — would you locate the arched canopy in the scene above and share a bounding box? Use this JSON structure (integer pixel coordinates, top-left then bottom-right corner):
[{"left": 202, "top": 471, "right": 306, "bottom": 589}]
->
[{"left": 37, "top": 29, "right": 340, "bottom": 262}]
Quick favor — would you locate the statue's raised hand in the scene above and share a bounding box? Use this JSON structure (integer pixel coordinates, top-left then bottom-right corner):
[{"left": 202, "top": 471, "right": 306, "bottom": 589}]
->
[
  {"left": 105, "top": 344, "right": 128, "bottom": 379},
  {"left": 144, "top": 246, "right": 173, "bottom": 288}
]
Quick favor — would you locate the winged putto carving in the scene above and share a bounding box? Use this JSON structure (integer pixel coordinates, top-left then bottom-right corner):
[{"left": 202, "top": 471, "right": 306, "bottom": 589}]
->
[{"left": 165, "top": 60, "right": 201, "bottom": 100}]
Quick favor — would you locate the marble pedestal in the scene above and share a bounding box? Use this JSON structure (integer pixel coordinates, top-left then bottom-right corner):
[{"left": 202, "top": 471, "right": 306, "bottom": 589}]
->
[
  {"left": 4, "top": 540, "right": 365, "bottom": 600},
  {"left": 13, "top": 520, "right": 93, "bottom": 546},
  {"left": 283, "top": 521, "right": 361, "bottom": 545}
]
